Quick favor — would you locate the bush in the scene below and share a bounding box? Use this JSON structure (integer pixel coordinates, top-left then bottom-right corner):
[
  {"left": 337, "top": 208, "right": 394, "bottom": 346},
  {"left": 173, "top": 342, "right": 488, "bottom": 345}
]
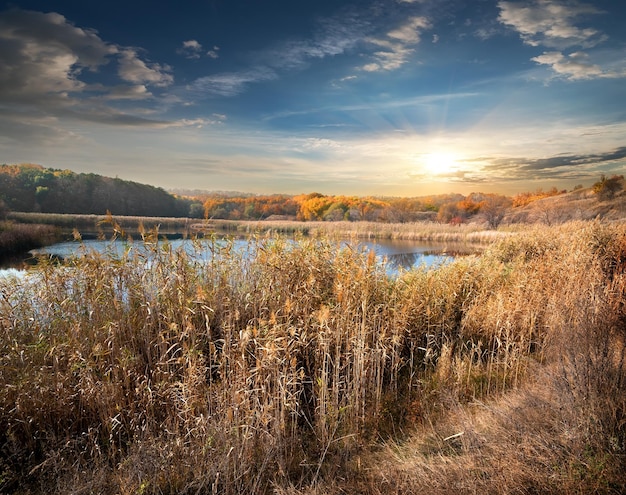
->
[{"left": 593, "top": 174, "right": 624, "bottom": 200}]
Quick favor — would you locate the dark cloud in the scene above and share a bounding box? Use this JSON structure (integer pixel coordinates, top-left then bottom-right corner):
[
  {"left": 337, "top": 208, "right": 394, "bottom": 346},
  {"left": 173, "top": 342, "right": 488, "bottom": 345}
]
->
[
  {"left": 476, "top": 147, "right": 626, "bottom": 183},
  {"left": 519, "top": 147, "right": 626, "bottom": 171},
  {"left": 0, "top": 8, "right": 173, "bottom": 125}
]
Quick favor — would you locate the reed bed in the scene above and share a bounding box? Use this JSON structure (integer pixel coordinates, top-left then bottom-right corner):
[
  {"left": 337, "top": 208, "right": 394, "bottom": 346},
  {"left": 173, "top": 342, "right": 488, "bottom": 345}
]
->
[
  {"left": 8, "top": 212, "right": 196, "bottom": 235},
  {"left": 8, "top": 212, "right": 512, "bottom": 244},
  {"left": 0, "top": 221, "right": 60, "bottom": 258},
  {"left": 195, "top": 219, "right": 511, "bottom": 243},
  {"left": 1, "top": 222, "right": 625, "bottom": 494}
]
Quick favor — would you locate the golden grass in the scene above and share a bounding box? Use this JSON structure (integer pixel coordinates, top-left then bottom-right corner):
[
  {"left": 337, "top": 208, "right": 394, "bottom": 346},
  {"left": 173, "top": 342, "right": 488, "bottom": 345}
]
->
[
  {"left": 1, "top": 222, "right": 625, "bottom": 494},
  {"left": 194, "top": 219, "right": 512, "bottom": 243}
]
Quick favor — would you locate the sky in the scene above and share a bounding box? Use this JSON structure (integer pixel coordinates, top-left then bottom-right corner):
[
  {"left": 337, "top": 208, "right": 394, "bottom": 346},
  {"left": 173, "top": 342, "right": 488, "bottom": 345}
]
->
[{"left": 1, "top": 0, "right": 625, "bottom": 196}]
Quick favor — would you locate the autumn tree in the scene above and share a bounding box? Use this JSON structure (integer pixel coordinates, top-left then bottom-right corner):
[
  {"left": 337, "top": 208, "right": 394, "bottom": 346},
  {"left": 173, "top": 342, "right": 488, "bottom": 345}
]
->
[
  {"left": 593, "top": 174, "right": 623, "bottom": 201},
  {"left": 479, "top": 194, "right": 512, "bottom": 229}
]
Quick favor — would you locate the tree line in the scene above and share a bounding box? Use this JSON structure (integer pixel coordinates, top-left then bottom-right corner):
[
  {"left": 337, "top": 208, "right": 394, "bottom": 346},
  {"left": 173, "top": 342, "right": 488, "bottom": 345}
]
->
[
  {"left": 2, "top": 163, "right": 619, "bottom": 226},
  {"left": 0, "top": 164, "right": 198, "bottom": 217}
]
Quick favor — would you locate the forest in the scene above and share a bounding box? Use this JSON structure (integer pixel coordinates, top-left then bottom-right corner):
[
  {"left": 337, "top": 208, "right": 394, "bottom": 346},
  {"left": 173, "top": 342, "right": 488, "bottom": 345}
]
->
[
  {"left": 0, "top": 164, "right": 194, "bottom": 218},
  {"left": 0, "top": 163, "right": 587, "bottom": 226}
]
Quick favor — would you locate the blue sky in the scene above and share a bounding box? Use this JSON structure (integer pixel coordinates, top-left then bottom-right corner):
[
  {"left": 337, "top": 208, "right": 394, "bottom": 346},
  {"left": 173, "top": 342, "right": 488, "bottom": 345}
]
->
[{"left": 1, "top": 0, "right": 625, "bottom": 196}]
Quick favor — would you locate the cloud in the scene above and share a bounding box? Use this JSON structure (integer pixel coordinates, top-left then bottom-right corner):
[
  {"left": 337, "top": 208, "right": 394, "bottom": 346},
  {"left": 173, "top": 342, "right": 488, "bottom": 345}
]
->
[
  {"left": 480, "top": 146, "right": 626, "bottom": 182},
  {"left": 0, "top": 6, "right": 191, "bottom": 145},
  {"left": 103, "top": 84, "right": 151, "bottom": 100},
  {"left": 189, "top": 11, "right": 367, "bottom": 97},
  {"left": 519, "top": 147, "right": 626, "bottom": 170},
  {"left": 0, "top": 9, "right": 115, "bottom": 102},
  {"left": 531, "top": 50, "right": 604, "bottom": 79},
  {"left": 178, "top": 39, "right": 203, "bottom": 59},
  {"left": 118, "top": 48, "right": 173, "bottom": 87},
  {"left": 0, "top": 7, "right": 174, "bottom": 107},
  {"left": 497, "top": 1, "right": 626, "bottom": 81},
  {"left": 178, "top": 40, "right": 220, "bottom": 60},
  {"left": 189, "top": 67, "right": 278, "bottom": 97},
  {"left": 360, "top": 16, "right": 430, "bottom": 72},
  {"left": 261, "top": 14, "right": 367, "bottom": 70},
  {"left": 498, "top": 0, "right": 606, "bottom": 49}
]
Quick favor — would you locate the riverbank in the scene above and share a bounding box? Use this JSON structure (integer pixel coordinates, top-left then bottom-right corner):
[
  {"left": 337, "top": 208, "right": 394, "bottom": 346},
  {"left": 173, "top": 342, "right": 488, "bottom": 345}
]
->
[
  {"left": 9, "top": 211, "right": 513, "bottom": 244},
  {"left": 0, "top": 221, "right": 61, "bottom": 261},
  {"left": 1, "top": 222, "right": 625, "bottom": 494}
]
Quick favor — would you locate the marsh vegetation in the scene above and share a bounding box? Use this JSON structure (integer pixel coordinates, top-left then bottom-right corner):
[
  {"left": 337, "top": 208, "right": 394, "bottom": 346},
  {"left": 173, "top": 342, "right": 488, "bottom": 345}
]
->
[{"left": 1, "top": 222, "right": 625, "bottom": 494}]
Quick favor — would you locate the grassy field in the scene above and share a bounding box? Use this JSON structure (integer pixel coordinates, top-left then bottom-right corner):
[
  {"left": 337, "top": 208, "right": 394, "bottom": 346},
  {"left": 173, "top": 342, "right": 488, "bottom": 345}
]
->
[{"left": 0, "top": 221, "right": 625, "bottom": 494}]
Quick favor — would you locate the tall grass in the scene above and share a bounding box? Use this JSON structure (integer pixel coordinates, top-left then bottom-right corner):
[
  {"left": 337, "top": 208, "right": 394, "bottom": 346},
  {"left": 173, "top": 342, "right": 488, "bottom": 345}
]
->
[
  {"left": 0, "top": 221, "right": 60, "bottom": 258},
  {"left": 8, "top": 212, "right": 196, "bottom": 236},
  {"left": 194, "top": 219, "right": 511, "bottom": 243},
  {"left": 1, "top": 222, "right": 625, "bottom": 494}
]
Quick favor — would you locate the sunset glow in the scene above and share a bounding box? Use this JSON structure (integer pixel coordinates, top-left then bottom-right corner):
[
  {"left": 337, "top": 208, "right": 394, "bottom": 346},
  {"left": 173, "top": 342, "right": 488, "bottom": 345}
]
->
[
  {"left": 421, "top": 152, "right": 460, "bottom": 177},
  {"left": 0, "top": 1, "right": 624, "bottom": 195}
]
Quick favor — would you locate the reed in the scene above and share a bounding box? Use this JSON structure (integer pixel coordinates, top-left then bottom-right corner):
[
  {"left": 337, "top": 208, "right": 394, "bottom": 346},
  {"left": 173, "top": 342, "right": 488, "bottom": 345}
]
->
[
  {"left": 0, "top": 221, "right": 60, "bottom": 258},
  {"left": 1, "top": 221, "right": 625, "bottom": 494},
  {"left": 8, "top": 211, "right": 196, "bottom": 235},
  {"left": 193, "top": 219, "right": 513, "bottom": 243}
]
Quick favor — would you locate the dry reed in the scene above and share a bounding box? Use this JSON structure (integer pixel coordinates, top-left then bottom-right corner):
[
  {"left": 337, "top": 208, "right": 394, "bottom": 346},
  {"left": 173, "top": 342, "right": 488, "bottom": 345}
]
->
[{"left": 1, "top": 221, "right": 625, "bottom": 494}]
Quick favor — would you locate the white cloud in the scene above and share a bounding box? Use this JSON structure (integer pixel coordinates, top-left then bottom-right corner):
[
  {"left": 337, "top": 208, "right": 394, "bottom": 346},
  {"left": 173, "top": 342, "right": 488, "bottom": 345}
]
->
[
  {"left": 178, "top": 40, "right": 220, "bottom": 59},
  {"left": 183, "top": 40, "right": 201, "bottom": 50},
  {"left": 166, "top": 117, "right": 224, "bottom": 128},
  {"left": 189, "top": 67, "right": 278, "bottom": 97},
  {"left": 261, "top": 14, "right": 366, "bottom": 70},
  {"left": 118, "top": 49, "right": 173, "bottom": 87},
  {"left": 497, "top": 1, "right": 626, "bottom": 80},
  {"left": 360, "top": 16, "right": 430, "bottom": 72},
  {"left": 531, "top": 50, "right": 624, "bottom": 80},
  {"left": 189, "top": 12, "right": 367, "bottom": 97},
  {"left": 387, "top": 16, "right": 429, "bottom": 44},
  {"left": 498, "top": 0, "right": 606, "bottom": 49},
  {"left": 178, "top": 39, "right": 203, "bottom": 59},
  {"left": 106, "top": 84, "right": 151, "bottom": 100}
]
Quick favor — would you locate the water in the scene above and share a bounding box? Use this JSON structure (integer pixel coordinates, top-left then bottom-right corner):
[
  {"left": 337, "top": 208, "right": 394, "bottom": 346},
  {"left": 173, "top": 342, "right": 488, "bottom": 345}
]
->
[{"left": 1, "top": 236, "right": 469, "bottom": 278}]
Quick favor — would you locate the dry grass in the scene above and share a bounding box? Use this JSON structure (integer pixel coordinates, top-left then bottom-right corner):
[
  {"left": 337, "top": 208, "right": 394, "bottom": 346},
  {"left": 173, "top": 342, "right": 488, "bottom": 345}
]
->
[
  {"left": 1, "top": 222, "right": 625, "bottom": 494},
  {"left": 0, "top": 221, "right": 60, "bottom": 258},
  {"left": 195, "top": 219, "right": 512, "bottom": 243},
  {"left": 8, "top": 212, "right": 196, "bottom": 235}
]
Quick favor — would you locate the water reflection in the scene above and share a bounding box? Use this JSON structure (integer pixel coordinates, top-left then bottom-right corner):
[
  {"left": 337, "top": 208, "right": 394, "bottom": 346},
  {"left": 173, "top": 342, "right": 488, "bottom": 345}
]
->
[
  {"left": 1, "top": 236, "right": 479, "bottom": 277},
  {"left": 384, "top": 252, "right": 442, "bottom": 271}
]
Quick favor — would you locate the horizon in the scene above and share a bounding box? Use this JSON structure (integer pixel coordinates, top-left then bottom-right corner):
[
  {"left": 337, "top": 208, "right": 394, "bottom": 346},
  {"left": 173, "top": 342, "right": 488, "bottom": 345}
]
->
[{"left": 1, "top": 1, "right": 625, "bottom": 196}]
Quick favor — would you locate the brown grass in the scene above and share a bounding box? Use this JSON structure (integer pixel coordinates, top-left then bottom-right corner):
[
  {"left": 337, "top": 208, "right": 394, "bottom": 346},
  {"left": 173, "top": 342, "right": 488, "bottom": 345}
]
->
[
  {"left": 1, "top": 222, "right": 625, "bottom": 494},
  {"left": 0, "top": 221, "right": 60, "bottom": 258}
]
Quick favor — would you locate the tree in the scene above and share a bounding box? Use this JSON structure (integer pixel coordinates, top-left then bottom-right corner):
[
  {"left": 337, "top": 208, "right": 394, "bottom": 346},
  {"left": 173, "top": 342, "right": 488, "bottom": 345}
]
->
[
  {"left": 436, "top": 202, "right": 462, "bottom": 223},
  {"left": 592, "top": 175, "right": 623, "bottom": 201},
  {"left": 479, "top": 195, "right": 512, "bottom": 229}
]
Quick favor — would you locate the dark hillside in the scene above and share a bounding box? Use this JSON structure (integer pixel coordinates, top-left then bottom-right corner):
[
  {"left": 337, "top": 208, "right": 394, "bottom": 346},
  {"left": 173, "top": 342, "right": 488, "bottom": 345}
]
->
[{"left": 0, "top": 164, "right": 192, "bottom": 217}]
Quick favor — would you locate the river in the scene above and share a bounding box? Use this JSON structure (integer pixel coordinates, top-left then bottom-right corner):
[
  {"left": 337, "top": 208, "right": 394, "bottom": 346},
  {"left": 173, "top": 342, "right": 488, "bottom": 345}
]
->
[{"left": 0, "top": 236, "right": 475, "bottom": 278}]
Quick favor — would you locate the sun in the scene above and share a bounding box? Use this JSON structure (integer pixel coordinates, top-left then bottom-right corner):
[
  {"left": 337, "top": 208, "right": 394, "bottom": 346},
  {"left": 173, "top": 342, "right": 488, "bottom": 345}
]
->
[{"left": 422, "top": 152, "right": 458, "bottom": 176}]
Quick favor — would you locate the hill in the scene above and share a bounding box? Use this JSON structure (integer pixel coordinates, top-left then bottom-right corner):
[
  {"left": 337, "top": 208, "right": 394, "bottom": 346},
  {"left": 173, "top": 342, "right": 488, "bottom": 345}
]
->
[
  {"left": 0, "top": 163, "right": 199, "bottom": 218},
  {"left": 507, "top": 176, "right": 626, "bottom": 224}
]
